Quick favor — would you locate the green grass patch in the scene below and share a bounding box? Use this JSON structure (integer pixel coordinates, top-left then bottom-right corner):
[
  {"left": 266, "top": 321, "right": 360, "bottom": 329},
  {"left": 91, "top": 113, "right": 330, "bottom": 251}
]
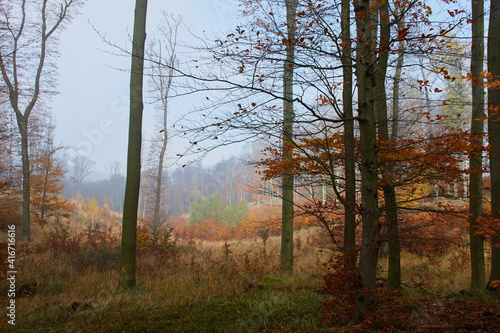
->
[{"left": 11, "top": 289, "right": 331, "bottom": 332}]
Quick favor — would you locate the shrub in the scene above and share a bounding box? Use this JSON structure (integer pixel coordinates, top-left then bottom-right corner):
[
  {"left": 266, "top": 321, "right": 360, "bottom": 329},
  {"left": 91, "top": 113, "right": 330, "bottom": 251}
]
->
[{"left": 71, "top": 247, "right": 120, "bottom": 273}]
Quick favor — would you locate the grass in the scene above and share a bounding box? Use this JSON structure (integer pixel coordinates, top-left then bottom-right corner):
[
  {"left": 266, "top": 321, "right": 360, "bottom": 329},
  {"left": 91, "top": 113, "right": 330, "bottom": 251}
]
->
[
  {"left": 9, "top": 288, "right": 329, "bottom": 332},
  {"left": 1, "top": 227, "right": 499, "bottom": 332}
]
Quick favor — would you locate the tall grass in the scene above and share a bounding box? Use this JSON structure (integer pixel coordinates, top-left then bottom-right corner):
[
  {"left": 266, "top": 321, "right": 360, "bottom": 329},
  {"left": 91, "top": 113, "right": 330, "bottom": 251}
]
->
[{"left": 2, "top": 224, "right": 495, "bottom": 332}]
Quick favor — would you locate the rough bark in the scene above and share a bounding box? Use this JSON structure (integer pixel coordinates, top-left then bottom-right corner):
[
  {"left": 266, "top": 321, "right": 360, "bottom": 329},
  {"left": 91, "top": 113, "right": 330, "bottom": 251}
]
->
[
  {"left": 469, "top": 0, "right": 486, "bottom": 293},
  {"left": 487, "top": 0, "right": 500, "bottom": 297},
  {"left": 350, "top": 0, "right": 381, "bottom": 324},
  {"left": 119, "top": 0, "right": 148, "bottom": 289},
  {"left": 280, "top": 0, "right": 298, "bottom": 274}
]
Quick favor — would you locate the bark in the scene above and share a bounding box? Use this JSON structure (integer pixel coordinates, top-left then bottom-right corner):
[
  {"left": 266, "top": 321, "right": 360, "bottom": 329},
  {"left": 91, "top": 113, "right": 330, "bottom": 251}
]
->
[
  {"left": 350, "top": 0, "right": 380, "bottom": 324},
  {"left": 119, "top": 0, "right": 148, "bottom": 289},
  {"left": 280, "top": 0, "right": 298, "bottom": 274},
  {"left": 374, "top": 2, "right": 400, "bottom": 291},
  {"left": 487, "top": 0, "right": 500, "bottom": 297},
  {"left": 469, "top": 0, "right": 486, "bottom": 292},
  {"left": 18, "top": 119, "right": 30, "bottom": 240},
  {"left": 386, "top": 16, "right": 406, "bottom": 292},
  {"left": 40, "top": 136, "right": 53, "bottom": 221},
  {"left": 341, "top": 0, "right": 356, "bottom": 257}
]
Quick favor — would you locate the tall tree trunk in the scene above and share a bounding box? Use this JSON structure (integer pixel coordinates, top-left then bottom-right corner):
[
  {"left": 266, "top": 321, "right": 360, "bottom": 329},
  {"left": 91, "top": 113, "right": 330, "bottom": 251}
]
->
[
  {"left": 374, "top": 1, "right": 400, "bottom": 291},
  {"left": 487, "top": 0, "right": 500, "bottom": 297},
  {"left": 281, "top": 0, "right": 298, "bottom": 274},
  {"left": 351, "top": 0, "right": 380, "bottom": 324},
  {"left": 470, "top": 0, "right": 486, "bottom": 293},
  {"left": 119, "top": 0, "right": 148, "bottom": 289},
  {"left": 387, "top": 14, "right": 405, "bottom": 292},
  {"left": 341, "top": 0, "right": 356, "bottom": 258}
]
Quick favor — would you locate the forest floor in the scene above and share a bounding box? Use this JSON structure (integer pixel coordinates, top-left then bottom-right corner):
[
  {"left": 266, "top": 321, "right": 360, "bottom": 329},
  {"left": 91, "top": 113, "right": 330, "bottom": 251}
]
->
[{"left": 1, "top": 227, "right": 500, "bottom": 332}]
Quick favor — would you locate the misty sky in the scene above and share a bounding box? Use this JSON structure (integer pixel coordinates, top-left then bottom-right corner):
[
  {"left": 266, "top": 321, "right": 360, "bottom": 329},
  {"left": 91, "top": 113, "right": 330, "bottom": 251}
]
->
[{"left": 51, "top": 0, "right": 240, "bottom": 178}]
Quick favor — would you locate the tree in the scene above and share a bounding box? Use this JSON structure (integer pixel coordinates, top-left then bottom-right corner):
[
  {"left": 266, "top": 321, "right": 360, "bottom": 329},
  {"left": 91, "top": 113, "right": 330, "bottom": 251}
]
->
[
  {"left": 82, "top": 196, "right": 99, "bottom": 229},
  {"left": 281, "top": 0, "right": 298, "bottom": 274},
  {"left": 105, "top": 161, "right": 125, "bottom": 211},
  {"left": 350, "top": 0, "right": 380, "bottom": 324},
  {"left": 0, "top": 0, "right": 83, "bottom": 240},
  {"left": 469, "top": 0, "right": 486, "bottom": 293},
  {"left": 386, "top": 9, "right": 405, "bottom": 291},
  {"left": 148, "top": 13, "right": 179, "bottom": 240},
  {"left": 487, "top": 0, "right": 500, "bottom": 297},
  {"left": 119, "top": 0, "right": 148, "bottom": 289},
  {"left": 71, "top": 155, "right": 95, "bottom": 195},
  {"left": 372, "top": 0, "right": 402, "bottom": 291},
  {"left": 30, "top": 118, "right": 70, "bottom": 228},
  {"left": 189, "top": 193, "right": 226, "bottom": 225},
  {"left": 341, "top": 0, "right": 356, "bottom": 262}
]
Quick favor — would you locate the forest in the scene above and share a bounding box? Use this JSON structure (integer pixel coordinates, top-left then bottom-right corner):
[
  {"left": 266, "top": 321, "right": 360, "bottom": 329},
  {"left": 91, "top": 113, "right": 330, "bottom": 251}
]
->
[{"left": 1, "top": 0, "right": 500, "bottom": 331}]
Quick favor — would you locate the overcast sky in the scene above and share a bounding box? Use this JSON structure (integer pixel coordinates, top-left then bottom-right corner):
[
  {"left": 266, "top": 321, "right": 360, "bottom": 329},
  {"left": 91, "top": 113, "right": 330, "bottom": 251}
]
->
[{"left": 51, "top": 0, "right": 241, "bottom": 178}]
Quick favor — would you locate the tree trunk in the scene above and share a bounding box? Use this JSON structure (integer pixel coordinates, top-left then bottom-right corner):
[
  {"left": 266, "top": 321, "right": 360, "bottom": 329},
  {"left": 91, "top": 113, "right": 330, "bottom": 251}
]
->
[
  {"left": 350, "top": 0, "right": 380, "bottom": 324},
  {"left": 375, "top": 1, "right": 400, "bottom": 291},
  {"left": 151, "top": 30, "right": 177, "bottom": 240},
  {"left": 280, "top": 0, "right": 298, "bottom": 274},
  {"left": 469, "top": 0, "right": 486, "bottom": 293},
  {"left": 18, "top": 117, "right": 31, "bottom": 241},
  {"left": 387, "top": 14, "right": 406, "bottom": 292},
  {"left": 153, "top": 68, "right": 171, "bottom": 240},
  {"left": 119, "top": 0, "right": 148, "bottom": 289},
  {"left": 487, "top": 0, "right": 500, "bottom": 297},
  {"left": 341, "top": 0, "right": 356, "bottom": 258}
]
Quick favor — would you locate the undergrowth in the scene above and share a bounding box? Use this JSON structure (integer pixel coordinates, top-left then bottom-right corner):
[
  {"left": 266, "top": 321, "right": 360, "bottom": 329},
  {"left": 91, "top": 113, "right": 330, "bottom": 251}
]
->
[{"left": 0, "top": 225, "right": 499, "bottom": 332}]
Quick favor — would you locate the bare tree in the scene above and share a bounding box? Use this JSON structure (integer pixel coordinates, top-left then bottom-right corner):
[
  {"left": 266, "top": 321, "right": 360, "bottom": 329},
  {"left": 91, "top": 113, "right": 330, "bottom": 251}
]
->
[
  {"left": 0, "top": 0, "right": 83, "bottom": 240},
  {"left": 148, "top": 13, "right": 180, "bottom": 240},
  {"left": 71, "top": 155, "right": 95, "bottom": 195},
  {"left": 106, "top": 161, "right": 125, "bottom": 211}
]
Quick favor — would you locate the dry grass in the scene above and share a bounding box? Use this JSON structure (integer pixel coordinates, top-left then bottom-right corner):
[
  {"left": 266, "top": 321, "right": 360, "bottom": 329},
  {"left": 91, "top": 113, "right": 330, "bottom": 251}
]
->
[{"left": 2, "top": 225, "right": 498, "bottom": 332}]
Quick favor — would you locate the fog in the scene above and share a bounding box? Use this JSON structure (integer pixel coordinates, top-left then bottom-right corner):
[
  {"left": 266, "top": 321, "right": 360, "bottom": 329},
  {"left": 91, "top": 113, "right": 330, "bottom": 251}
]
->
[{"left": 52, "top": 0, "right": 240, "bottom": 178}]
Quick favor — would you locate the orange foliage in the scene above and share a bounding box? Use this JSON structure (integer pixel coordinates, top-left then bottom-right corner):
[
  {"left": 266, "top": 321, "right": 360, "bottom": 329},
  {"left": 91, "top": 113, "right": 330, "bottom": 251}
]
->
[
  {"left": 30, "top": 153, "right": 72, "bottom": 227},
  {"left": 173, "top": 204, "right": 313, "bottom": 241},
  {"left": 259, "top": 131, "right": 468, "bottom": 192},
  {"left": 398, "top": 211, "right": 466, "bottom": 256}
]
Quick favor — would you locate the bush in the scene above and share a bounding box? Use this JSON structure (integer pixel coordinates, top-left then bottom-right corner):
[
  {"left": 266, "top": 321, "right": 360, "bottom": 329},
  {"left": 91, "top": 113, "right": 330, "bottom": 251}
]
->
[{"left": 71, "top": 247, "right": 120, "bottom": 273}]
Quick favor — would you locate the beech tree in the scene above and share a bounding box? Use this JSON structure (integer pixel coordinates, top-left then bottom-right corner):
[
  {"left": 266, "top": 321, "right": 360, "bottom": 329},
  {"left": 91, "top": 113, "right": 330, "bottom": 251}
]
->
[
  {"left": 341, "top": 0, "right": 356, "bottom": 262},
  {"left": 0, "top": 0, "right": 83, "bottom": 241},
  {"left": 281, "top": 0, "right": 298, "bottom": 273},
  {"left": 349, "top": 0, "right": 379, "bottom": 323},
  {"left": 469, "top": 0, "right": 486, "bottom": 292},
  {"left": 119, "top": 0, "right": 148, "bottom": 289},
  {"left": 487, "top": 0, "right": 500, "bottom": 297}
]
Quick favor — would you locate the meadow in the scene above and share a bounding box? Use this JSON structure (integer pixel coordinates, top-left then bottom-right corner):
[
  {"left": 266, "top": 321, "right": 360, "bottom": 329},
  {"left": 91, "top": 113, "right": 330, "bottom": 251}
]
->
[{"left": 2, "top": 216, "right": 499, "bottom": 332}]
